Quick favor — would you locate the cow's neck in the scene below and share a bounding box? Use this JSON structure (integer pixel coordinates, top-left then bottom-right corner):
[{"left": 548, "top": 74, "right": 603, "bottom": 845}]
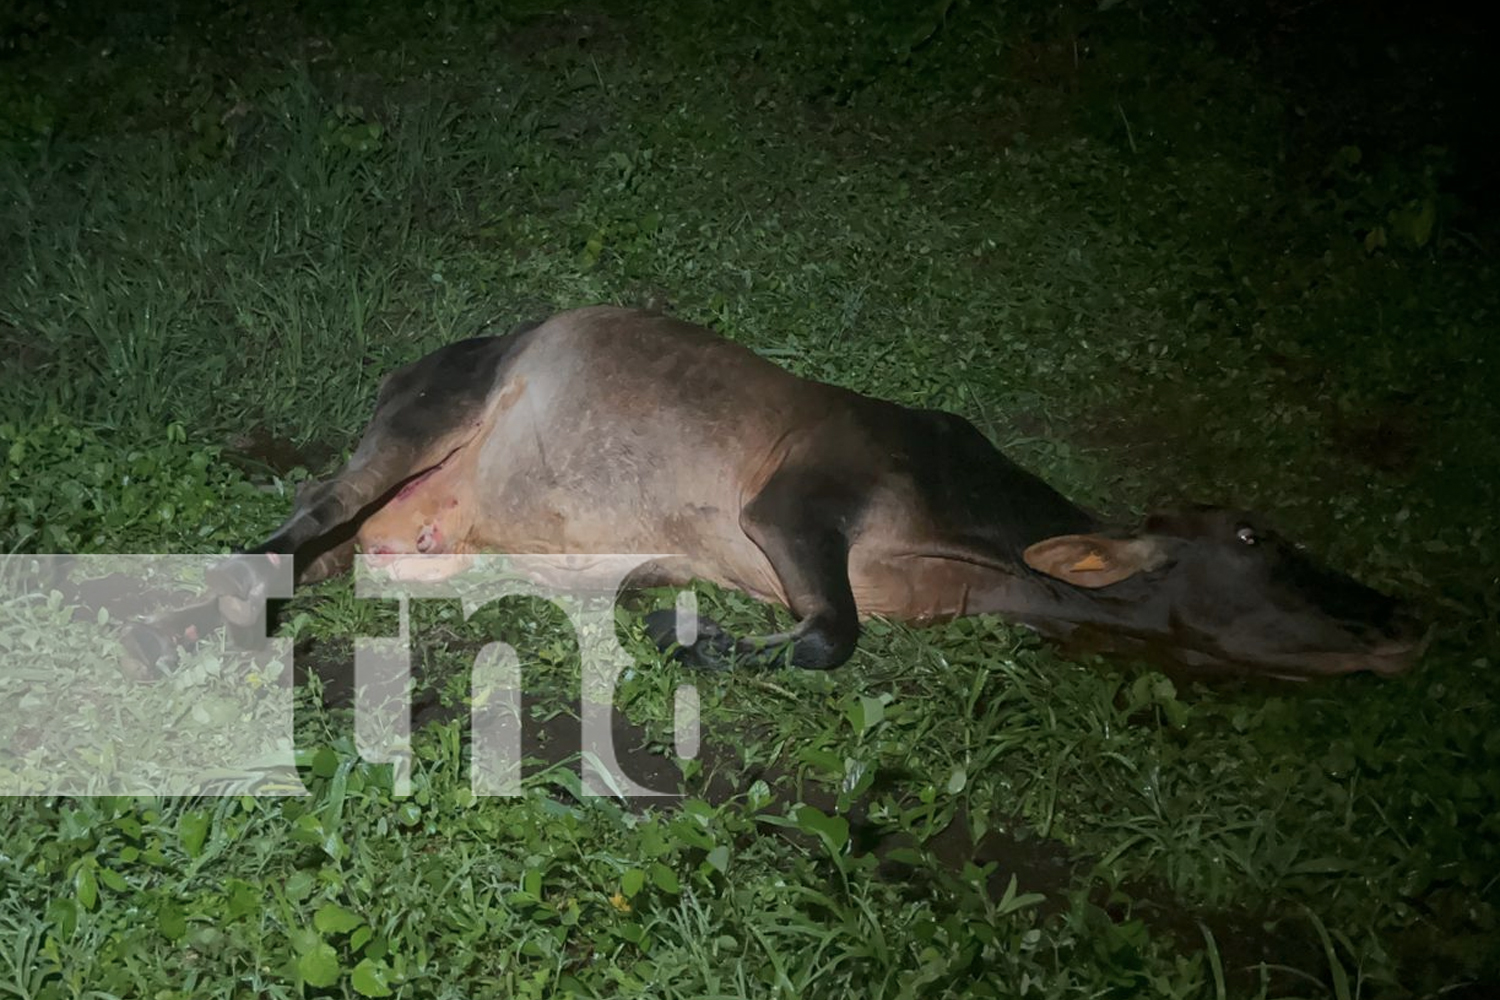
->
[{"left": 970, "top": 514, "right": 1168, "bottom": 644}]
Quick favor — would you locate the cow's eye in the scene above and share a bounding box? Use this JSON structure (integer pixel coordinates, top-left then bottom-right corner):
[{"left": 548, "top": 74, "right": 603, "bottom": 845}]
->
[{"left": 1235, "top": 525, "right": 1258, "bottom": 546}]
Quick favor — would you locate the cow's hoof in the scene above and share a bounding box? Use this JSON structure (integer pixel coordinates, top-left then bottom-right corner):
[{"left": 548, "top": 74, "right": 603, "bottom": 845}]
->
[
  {"left": 206, "top": 556, "right": 269, "bottom": 626},
  {"left": 643, "top": 609, "right": 737, "bottom": 671},
  {"left": 218, "top": 593, "right": 265, "bottom": 628},
  {"left": 205, "top": 553, "right": 264, "bottom": 595},
  {"left": 119, "top": 623, "right": 177, "bottom": 680}
]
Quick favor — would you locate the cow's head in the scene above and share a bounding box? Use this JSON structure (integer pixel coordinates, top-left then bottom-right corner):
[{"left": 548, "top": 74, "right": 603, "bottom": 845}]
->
[{"left": 1022, "top": 507, "right": 1424, "bottom": 679}]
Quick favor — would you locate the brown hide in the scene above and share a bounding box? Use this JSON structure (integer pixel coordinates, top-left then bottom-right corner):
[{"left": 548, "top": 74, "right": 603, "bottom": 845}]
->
[
  {"left": 350, "top": 307, "right": 978, "bottom": 618},
  {"left": 134, "top": 305, "right": 1421, "bottom": 679}
]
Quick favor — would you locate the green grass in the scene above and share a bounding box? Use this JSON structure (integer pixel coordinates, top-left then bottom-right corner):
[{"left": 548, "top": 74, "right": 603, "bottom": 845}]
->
[{"left": 2, "top": 0, "right": 1498, "bottom": 996}]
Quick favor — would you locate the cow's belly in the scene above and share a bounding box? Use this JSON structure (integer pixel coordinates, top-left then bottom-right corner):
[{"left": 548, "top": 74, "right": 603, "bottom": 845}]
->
[
  {"left": 452, "top": 336, "right": 786, "bottom": 600},
  {"left": 466, "top": 464, "right": 787, "bottom": 604},
  {"left": 357, "top": 393, "right": 784, "bottom": 602}
]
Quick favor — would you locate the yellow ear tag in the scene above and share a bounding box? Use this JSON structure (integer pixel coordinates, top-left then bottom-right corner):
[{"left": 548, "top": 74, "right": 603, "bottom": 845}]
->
[{"left": 1069, "top": 551, "right": 1109, "bottom": 573}]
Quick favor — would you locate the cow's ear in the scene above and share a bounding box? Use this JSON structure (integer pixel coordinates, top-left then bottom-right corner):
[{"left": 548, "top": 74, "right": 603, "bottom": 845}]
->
[{"left": 1022, "top": 534, "right": 1168, "bottom": 588}]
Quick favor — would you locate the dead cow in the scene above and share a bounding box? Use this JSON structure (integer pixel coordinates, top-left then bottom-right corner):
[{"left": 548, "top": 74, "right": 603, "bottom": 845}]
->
[{"left": 130, "top": 306, "right": 1424, "bottom": 680}]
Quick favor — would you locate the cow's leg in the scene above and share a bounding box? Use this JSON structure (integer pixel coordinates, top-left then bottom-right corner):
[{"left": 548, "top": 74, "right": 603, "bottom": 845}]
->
[
  {"left": 207, "top": 441, "right": 424, "bottom": 626},
  {"left": 646, "top": 468, "right": 863, "bottom": 670},
  {"left": 118, "top": 596, "right": 226, "bottom": 677},
  {"left": 124, "top": 332, "right": 526, "bottom": 669},
  {"left": 298, "top": 535, "right": 358, "bottom": 585},
  {"left": 115, "top": 531, "right": 356, "bottom": 673},
  {"left": 124, "top": 443, "right": 433, "bottom": 661},
  {"left": 210, "top": 334, "right": 526, "bottom": 620}
]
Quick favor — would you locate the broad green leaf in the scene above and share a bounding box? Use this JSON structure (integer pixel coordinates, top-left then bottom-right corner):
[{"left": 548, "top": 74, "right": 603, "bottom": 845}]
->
[
  {"left": 794, "top": 805, "right": 850, "bottom": 855},
  {"left": 314, "top": 902, "right": 364, "bottom": 935},
  {"left": 312, "top": 746, "right": 340, "bottom": 778},
  {"left": 650, "top": 862, "right": 680, "bottom": 895},
  {"left": 178, "top": 810, "right": 210, "bottom": 858},
  {"left": 157, "top": 901, "right": 186, "bottom": 941},
  {"left": 297, "top": 943, "right": 340, "bottom": 988},
  {"left": 74, "top": 866, "right": 98, "bottom": 911},
  {"left": 846, "top": 694, "right": 885, "bottom": 736},
  {"left": 351, "top": 958, "right": 394, "bottom": 997}
]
